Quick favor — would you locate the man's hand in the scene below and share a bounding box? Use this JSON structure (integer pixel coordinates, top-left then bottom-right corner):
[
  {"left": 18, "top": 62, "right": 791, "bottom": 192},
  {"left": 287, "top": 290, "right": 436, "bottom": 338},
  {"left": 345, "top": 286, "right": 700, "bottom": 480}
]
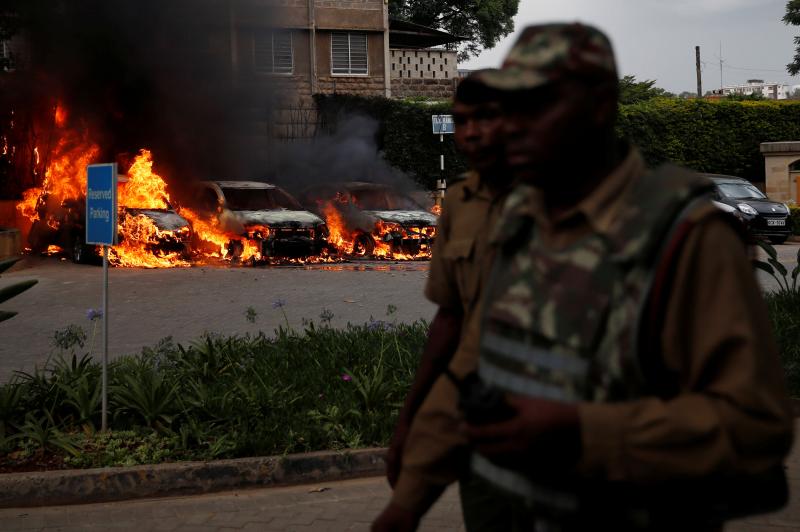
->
[
  {"left": 371, "top": 503, "right": 420, "bottom": 532},
  {"left": 464, "top": 395, "right": 581, "bottom": 474},
  {"left": 386, "top": 417, "right": 410, "bottom": 487}
]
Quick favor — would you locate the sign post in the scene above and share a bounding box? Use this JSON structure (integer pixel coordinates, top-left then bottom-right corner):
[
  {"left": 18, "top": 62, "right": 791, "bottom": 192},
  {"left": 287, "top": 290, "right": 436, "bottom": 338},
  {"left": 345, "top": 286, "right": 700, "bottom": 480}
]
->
[
  {"left": 86, "top": 163, "right": 117, "bottom": 432},
  {"left": 431, "top": 115, "right": 454, "bottom": 204}
]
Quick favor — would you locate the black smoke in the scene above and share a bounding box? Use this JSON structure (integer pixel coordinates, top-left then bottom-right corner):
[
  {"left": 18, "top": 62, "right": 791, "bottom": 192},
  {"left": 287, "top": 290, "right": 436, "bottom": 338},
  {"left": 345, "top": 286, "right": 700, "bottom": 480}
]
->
[{"left": 9, "top": 0, "right": 275, "bottom": 187}]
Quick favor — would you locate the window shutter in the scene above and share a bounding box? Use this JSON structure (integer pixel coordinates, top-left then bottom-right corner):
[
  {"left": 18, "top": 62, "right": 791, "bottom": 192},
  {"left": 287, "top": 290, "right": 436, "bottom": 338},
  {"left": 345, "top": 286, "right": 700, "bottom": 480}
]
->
[
  {"left": 349, "top": 33, "right": 368, "bottom": 75},
  {"left": 331, "top": 32, "right": 368, "bottom": 75},
  {"left": 273, "top": 31, "right": 293, "bottom": 74},
  {"left": 253, "top": 32, "right": 274, "bottom": 73},
  {"left": 253, "top": 30, "right": 293, "bottom": 74},
  {"left": 331, "top": 33, "right": 351, "bottom": 74}
]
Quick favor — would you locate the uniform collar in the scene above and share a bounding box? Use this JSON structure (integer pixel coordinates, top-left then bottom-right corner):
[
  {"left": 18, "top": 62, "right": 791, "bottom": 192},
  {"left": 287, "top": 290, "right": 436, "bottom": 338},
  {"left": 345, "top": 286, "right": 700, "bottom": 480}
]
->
[
  {"left": 461, "top": 170, "right": 499, "bottom": 202},
  {"left": 524, "top": 146, "right": 645, "bottom": 239}
]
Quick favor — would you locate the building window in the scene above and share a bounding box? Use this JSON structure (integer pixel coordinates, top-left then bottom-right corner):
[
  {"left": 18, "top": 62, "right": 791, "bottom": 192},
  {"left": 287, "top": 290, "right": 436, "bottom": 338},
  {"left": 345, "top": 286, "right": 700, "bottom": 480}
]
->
[
  {"left": 1, "top": 40, "right": 11, "bottom": 71},
  {"left": 253, "top": 30, "right": 293, "bottom": 74},
  {"left": 331, "top": 32, "right": 368, "bottom": 75}
]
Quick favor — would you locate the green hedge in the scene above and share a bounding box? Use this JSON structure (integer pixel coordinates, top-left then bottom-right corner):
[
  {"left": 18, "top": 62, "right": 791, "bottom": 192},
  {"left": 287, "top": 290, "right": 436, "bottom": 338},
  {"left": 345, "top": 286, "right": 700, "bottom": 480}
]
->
[
  {"left": 618, "top": 99, "right": 800, "bottom": 182},
  {"left": 315, "top": 95, "right": 467, "bottom": 189},
  {"left": 315, "top": 95, "right": 800, "bottom": 190}
]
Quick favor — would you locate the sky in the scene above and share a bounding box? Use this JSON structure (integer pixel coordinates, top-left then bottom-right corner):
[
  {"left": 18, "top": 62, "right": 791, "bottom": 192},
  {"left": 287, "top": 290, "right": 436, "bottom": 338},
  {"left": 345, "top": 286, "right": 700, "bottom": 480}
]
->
[{"left": 462, "top": 0, "right": 800, "bottom": 94}]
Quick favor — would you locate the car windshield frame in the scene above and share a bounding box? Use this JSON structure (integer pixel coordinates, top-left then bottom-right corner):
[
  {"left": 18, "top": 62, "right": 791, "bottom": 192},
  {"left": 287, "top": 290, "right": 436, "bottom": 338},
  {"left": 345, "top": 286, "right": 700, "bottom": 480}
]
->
[
  {"left": 221, "top": 187, "right": 302, "bottom": 211},
  {"left": 349, "top": 188, "right": 424, "bottom": 211},
  {"left": 715, "top": 182, "right": 767, "bottom": 200}
]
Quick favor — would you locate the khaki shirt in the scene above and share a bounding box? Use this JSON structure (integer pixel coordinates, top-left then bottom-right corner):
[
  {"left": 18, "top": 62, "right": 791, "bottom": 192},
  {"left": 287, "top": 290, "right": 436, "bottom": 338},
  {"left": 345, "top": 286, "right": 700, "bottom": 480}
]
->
[
  {"left": 426, "top": 171, "right": 506, "bottom": 341},
  {"left": 392, "top": 148, "right": 795, "bottom": 511}
]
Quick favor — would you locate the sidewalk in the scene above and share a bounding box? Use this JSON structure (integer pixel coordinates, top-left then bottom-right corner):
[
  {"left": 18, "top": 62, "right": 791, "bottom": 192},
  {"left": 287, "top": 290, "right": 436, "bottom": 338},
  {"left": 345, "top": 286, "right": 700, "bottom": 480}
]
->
[
  {"left": 1, "top": 469, "right": 797, "bottom": 532},
  {"left": 1, "top": 421, "right": 798, "bottom": 532}
]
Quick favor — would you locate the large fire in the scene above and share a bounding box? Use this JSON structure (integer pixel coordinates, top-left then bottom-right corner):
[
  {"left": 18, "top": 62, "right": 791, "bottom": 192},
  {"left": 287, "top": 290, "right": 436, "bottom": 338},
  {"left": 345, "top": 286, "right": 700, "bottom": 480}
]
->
[
  {"left": 14, "top": 104, "right": 438, "bottom": 267},
  {"left": 320, "top": 201, "right": 435, "bottom": 260}
]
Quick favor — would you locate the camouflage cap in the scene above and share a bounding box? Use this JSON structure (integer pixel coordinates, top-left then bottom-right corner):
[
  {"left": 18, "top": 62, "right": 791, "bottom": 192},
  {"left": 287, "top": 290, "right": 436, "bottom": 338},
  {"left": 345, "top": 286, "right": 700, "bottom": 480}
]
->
[
  {"left": 475, "top": 23, "right": 618, "bottom": 91},
  {"left": 455, "top": 68, "right": 504, "bottom": 103}
]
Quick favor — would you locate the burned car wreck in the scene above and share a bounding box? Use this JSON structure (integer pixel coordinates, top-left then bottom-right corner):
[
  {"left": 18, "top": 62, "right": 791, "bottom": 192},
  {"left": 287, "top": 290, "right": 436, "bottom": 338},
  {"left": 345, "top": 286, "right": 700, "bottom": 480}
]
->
[
  {"left": 27, "top": 196, "right": 192, "bottom": 264},
  {"left": 190, "top": 181, "right": 329, "bottom": 260},
  {"left": 301, "top": 182, "right": 437, "bottom": 258}
]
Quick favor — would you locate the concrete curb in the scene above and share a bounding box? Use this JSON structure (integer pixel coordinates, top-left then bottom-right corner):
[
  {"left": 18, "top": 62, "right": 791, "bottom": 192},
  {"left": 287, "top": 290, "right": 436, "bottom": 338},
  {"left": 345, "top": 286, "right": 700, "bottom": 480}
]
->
[{"left": 0, "top": 447, "right": 387, "bottom": 509}]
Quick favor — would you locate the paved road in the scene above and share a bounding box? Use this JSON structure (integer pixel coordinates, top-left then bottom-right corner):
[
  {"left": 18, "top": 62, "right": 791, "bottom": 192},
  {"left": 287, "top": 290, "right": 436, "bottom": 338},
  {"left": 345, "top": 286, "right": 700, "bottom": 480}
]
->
[
  {"left": 1, "top": 243, "right": 797, "bottom": 381},
  {"left": 1, "top": 420, "right": 798, "bottom": 532},
  {"left": 0, "top": 257, "right": 435, "bottom": 381}
]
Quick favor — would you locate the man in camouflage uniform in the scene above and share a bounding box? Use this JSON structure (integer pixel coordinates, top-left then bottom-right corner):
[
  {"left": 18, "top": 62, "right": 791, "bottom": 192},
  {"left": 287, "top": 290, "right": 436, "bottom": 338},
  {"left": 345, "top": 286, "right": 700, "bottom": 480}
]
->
[
  {"left": 385, "top": 72, "right": 519, "bottom": 529},
  {"left": 374, "top": 23, "right": 794, "bottom": 532}
]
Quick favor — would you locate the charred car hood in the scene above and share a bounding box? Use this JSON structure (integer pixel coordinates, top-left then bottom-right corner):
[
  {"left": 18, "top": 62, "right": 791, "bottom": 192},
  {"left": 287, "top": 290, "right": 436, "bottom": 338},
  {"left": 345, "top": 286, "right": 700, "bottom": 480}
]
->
[
  {"left": 126, "top": 209, "right": 190, "bottom": 231},
  {"left": 233, "top": 209, "right": 324, "bottom": 228},
  {"left": 365, "top": 210, "right": 438, "bottom": 227}
]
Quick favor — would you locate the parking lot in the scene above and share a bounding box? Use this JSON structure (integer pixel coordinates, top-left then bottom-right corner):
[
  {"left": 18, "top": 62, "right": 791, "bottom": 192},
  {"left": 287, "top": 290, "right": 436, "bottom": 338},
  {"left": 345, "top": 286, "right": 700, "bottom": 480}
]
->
[
  {"left": 0, "top": 257, "right": 435, "bottom": 381},
  {"left": 0, "top": 241, "right": 797, "bottom": 382}
]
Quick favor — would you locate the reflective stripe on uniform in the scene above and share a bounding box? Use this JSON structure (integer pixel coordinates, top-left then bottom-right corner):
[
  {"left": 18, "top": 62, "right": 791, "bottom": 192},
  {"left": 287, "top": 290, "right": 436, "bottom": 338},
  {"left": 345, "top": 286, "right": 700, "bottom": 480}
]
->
[
  {"left": 478, "top": 358, "right": 580, "bottom": 402},
  {"left": 472, "top": 453, "right": 578, "bottom": 511},
  {"left": 481, "top": 332, "right": 589, "bottom": 377}
]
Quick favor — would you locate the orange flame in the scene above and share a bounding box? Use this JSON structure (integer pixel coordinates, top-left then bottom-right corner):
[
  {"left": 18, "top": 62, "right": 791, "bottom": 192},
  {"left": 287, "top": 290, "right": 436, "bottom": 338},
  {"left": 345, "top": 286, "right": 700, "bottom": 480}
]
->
[
  {"left": 320, "top": 201, "right": 434, "bottom": 260},
  {"left": 54, "top": 105, "right": 67, "bottom": 128},
  {"left": 110, "top": 214, "right": 190, "bottom": 268},
  {"left": 119, "top": 150, "right": 170, "bottom": 209}
]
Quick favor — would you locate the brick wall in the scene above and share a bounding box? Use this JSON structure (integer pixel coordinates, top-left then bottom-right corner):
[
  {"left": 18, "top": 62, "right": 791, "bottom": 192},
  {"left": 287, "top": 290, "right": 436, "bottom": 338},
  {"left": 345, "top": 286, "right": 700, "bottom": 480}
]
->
[
  {"left": 391, "top": 78, "right": 457, "bottom": 99},
  {"left": 390, "top": 49, "right": 458, "bottom": 99},
  {"left": 391, "top": 49, "right": 458, "bottom": 81}
]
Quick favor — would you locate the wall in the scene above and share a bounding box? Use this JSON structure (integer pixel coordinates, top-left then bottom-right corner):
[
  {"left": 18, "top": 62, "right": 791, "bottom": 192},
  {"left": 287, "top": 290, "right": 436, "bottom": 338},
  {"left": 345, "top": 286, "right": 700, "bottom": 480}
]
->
[
  {"left": 762, "top": 142, "right": 800, "bottom": 203},
  {"left": 390, "top": 49, "right": 457, "bottom": 99},
  {"left": 315, "top": 31, "right": 386, "bottom": 97}
]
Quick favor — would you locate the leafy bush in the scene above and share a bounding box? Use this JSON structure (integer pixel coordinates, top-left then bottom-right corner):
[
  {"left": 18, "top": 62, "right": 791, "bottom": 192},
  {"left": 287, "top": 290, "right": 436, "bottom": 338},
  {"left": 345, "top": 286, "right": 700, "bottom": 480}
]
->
[
  {"left": 765, "top": 290, "right": 800, "bottom": 398},
  {"left": 315, "top": 94, "right": 467, "bottom": 190},
  {"left": 617, "top": 99, "right": 800, "bottom": 182},
  {"left": 0, "top": 256, "right": 37, "bottom": 322},
  {"left": 756, "top": 241, "right": 800, "bottom": 397},
  {"left": 0, "top": 312, "right": 427, "bottom": 470},
  {"left": 316, "top": 95, "right": 800, "bottom": 189}
]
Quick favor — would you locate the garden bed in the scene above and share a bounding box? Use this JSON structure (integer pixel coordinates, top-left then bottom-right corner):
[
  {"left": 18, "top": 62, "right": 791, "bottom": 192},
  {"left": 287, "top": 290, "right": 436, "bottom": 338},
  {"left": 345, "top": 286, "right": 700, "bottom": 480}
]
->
[{"left": 0, "top": 308, "right": 426, "bottom": 472}]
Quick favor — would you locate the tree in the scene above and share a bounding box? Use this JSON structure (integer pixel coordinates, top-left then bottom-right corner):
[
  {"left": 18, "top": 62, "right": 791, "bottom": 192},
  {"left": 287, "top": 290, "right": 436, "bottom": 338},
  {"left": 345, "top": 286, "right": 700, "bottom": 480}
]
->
[
  {"left": 389, "top": 0, "right": 520, "bottom": 61},
  {"left": 618, "top": 75, "right": 674, "bottom": 105},
  {"left": 784, "top": 0, "right": 800, "bottom": 75}
]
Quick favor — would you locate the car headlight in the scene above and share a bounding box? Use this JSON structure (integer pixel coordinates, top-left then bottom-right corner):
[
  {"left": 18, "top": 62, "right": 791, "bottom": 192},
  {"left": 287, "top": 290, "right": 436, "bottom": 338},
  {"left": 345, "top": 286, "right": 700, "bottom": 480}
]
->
[
  {"left": 783, "top": 204, "right": 790, "bottom": 213},
  {"left": 737, "top": 203, "right": 758, "bottom": 215}
]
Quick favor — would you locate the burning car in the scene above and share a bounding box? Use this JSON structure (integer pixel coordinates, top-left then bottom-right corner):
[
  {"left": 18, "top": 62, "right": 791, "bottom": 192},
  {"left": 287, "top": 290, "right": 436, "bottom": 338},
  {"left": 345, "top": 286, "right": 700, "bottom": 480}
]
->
[
  {"left": 28, "top": 197, "right": 192, "bottom": 265},
  {"left": 189, "top": 181, "right": 329, "bottom": 261},
  {"left": 301, "top": 182, "right": 438, "bottom": 259}
]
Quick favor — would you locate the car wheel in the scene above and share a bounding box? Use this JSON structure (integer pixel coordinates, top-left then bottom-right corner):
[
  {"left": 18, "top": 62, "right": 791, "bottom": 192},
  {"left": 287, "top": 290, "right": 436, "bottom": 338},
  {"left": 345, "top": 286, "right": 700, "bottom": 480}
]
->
[
  {"left": 27, "top": 220, "right": 51, "bottom": 253},
  {"left": 769, "top": 235, "right": 788, "bottom": 245},
  {"left": 71, "top": 234, "right": 90, "bottom": 264},
  {"left": 352, "top": 234, "right": 375, "bottom": 257}
]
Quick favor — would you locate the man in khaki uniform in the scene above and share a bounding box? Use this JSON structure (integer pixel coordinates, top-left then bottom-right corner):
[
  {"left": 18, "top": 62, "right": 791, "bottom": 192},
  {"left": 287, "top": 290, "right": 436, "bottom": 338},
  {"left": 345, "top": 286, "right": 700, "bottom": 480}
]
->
[
  {"left": 374, "top": 23, "right": 794, "bottom": 532},
  {"left": 387, "top": 77, "right": 508, "bottom": 530},
  {"left": 385, "top": 74, "right": 512, "bottom": 519}
]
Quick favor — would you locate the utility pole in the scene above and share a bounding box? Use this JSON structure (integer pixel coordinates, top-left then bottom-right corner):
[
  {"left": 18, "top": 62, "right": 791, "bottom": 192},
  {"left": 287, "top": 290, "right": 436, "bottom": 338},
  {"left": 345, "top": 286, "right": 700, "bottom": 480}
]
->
[
  {"left": 695, "top": 46, "right": 702, "bottom": 98},
  {"left": 719, "top": 42, "right": 724, "bottom": 90}
]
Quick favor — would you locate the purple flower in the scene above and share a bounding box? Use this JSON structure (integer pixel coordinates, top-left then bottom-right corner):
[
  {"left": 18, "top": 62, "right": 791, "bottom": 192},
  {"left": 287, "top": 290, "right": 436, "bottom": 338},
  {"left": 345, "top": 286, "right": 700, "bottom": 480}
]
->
[
  {"left": 340, "top": 373, "right": 352, "bottom": 382},
  {"left": 367, "top": 318, "right": 393, "bottom": 332},
  {"left": 272, "top": 299, "right": 287, "bottom": 309},
  {"left": 86, "top": 308, "right": 103, "bottom": 321}
]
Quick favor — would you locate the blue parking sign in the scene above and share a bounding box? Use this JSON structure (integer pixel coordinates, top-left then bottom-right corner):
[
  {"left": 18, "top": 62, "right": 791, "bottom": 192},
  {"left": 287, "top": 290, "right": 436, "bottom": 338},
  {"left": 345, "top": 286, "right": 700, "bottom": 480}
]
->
[{"left": 86, "top": 163, "right": 118, "bottom": 245}]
